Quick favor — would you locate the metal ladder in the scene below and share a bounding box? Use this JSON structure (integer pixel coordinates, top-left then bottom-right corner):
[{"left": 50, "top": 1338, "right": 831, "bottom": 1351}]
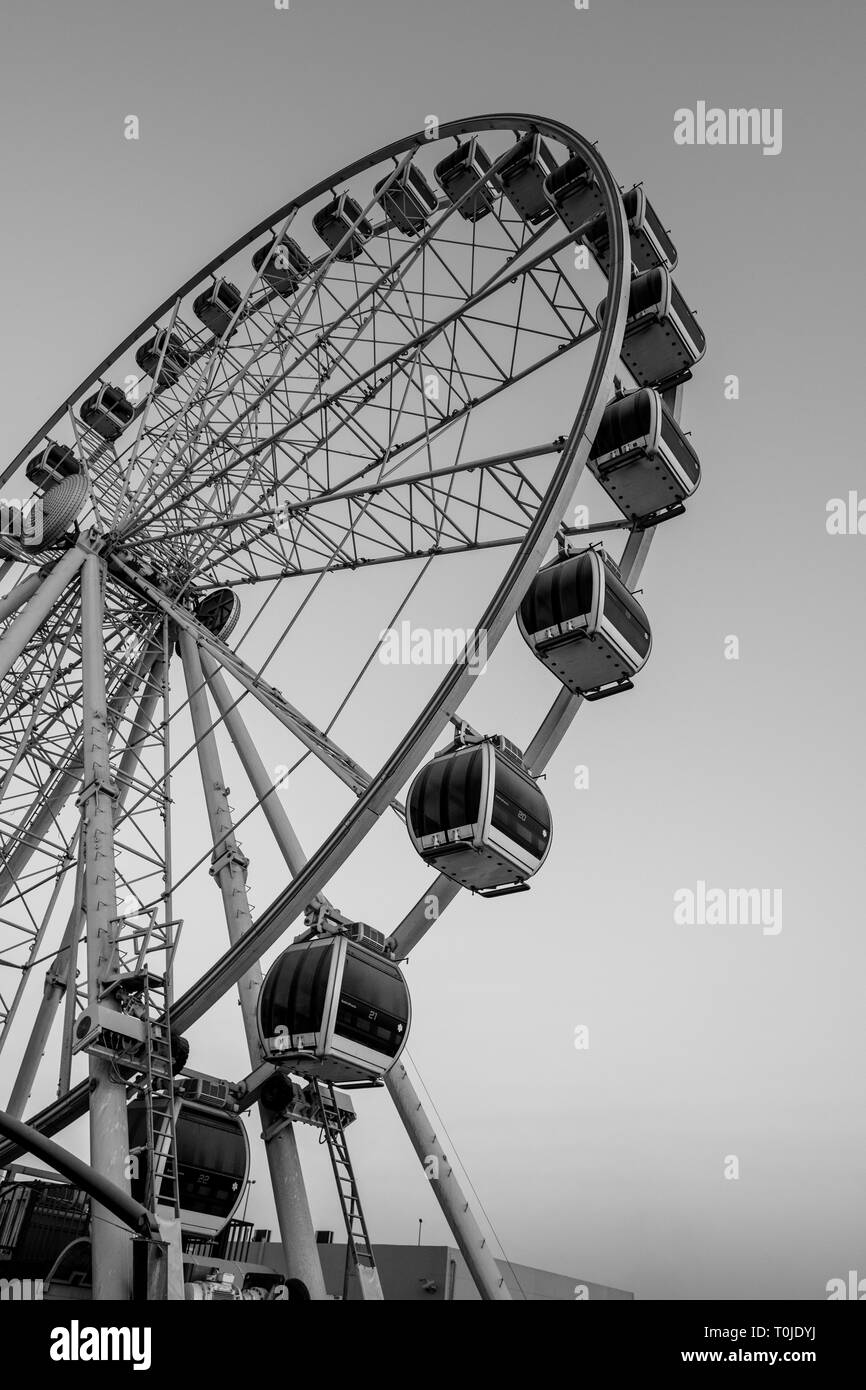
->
[
  {"left": 131, "top": 970, "right": 181, "bottom": 1223},
  {"left": 314, "top": 1079, "right": 383, "bottom": 1301}
]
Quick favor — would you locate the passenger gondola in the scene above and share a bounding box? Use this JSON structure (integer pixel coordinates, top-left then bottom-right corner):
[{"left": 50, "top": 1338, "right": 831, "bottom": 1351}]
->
[
  {"left": 582, "top": 185, "right": 678, "bottom": 275},
  {"left": 543, "top": 152, "right": 604, "bottom": 232},
  {"left": 195, "top": 586, "right": 241, "bottom": 642},
  {"left": 252, "top": 235, "right": 312, "bottom": 295},
  {"left": 24, "top": 442, "right": 81, "bottom": 488},
  {"left": 79, "top": 383, "right": 135, "bottom": 442},
  {"left": 193, "top": 279, "right": 243, "bottom": 338},
  {"left": 518, "top": 548, "right": 652, "bottom": 700},
  {"left": 588, "top": 387, "right": 700, "bottom": 522},
  {"left": 434, "top": 138, "right": 495, "bottom": 221},
  {"left": 406, "top": 735, "right": 552, "bottom": 894},
  {"left": 312, "top": 191, "right": 373, "bottom": 260},
  {"left": 497, "top": 133, "right": 558, "bottom": 224},
  {"left": 597, "top": 266, "right": 705, "bottom": 390},
  {"left": 135, "top": 329, "right": 190, "bottom": 389},
  {"left": 258, "top": 934, "right": 411, "bottom": 1085},
  {"left": 16, "top": 445, "right": 88, "bottom": 553},
  {"left": 374, "top": 164, "right": 438, "bottom": 235},
  {"left": 127, "top": 1099, "right": 249, "bottom": 1238},
  {"left": 0, "top": 1178, "right": 89, "bottom": 1281}
]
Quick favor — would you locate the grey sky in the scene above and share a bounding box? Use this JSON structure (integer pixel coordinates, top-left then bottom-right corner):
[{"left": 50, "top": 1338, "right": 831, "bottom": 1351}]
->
[{"left": 1, "top": 0, "right": 864, "bottom": 1300}]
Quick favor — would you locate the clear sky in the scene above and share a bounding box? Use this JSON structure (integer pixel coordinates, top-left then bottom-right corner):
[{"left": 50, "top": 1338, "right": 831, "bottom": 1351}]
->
[{"left": 1, "top": 0, "right": 864, "bottom": 1300}]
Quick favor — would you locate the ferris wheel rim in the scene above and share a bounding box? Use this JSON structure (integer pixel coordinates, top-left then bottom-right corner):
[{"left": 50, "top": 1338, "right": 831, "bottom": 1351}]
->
[
  {"left": 0, "top": 116, "right": 630, "bottom": 1156},
  {"left": 160, "top": 123, "right": 632, "bottom": 1034},
  {"left": 1, "top": 107, "right": 608, "bottom": 893},
  {"left": 0, "top": 113, "right": 607, "bottom": 494}
]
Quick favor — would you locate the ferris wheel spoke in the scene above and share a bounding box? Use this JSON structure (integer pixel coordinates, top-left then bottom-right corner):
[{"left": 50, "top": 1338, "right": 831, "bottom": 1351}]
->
[
  {"left": 113, "top": 440, "right": 560, "bottom": 564},
  {"left": 188, "top": 534, "right": 522, "bottom": 589},
  {"left": 114, "top": 205, "right": 311, "bottom": 528},
  {"left": 115, "top": 206, "right": 588, "bottom": 555},
  {"left": 146, "top": 574, "right": 405, "bottom": 810},
  {"left": 179, "top": 346, "right": 430, "bottom": 578},
  {"left": 231, "top": 308, "right": 582, "bottom": 569},
  {"left": 120, "top": 157, "right": 427, "bottom": 519},
  {"left": 129, "top": 306, "right": 590, "bottom": 586},
  {"left": 112, "top": 277, "right": 283, "bottom": 528},
  {"left": 116, "top": 160, "right": 423, "bottom": 534}
]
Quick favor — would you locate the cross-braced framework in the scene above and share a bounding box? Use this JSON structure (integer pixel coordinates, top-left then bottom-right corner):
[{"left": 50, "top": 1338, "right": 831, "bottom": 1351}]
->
[{"left": 0, "top": 114, "right": 704, "bottom": 1301}]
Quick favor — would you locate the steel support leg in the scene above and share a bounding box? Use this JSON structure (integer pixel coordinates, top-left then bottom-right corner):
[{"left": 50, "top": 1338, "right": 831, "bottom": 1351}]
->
[
  {"left": 387, "top": 1060, "right": 511, "bottom": 1299},
  {"left": 0, "top": 571, "right": 44, "bottom": 625},
  {"left": 5, "top": 646, "right": 164, "bottom": 1116},
  {"left": 200, "top": 652, "right": 315, "bottom": 882},
  {"left": 0, "top": 623, "right": 157, "bottom": 907},
  {"left": 179, "top": 631, "right": 327, "bottom": 1300},
  {"left": 5, "top": 850, "right": 84, "bottom": 1117},
  {"left": 0, "top": 547, "right": 85, "bottom": 683},
  {"left": 81, "top": 551, "right": 133, "bottom": 1301}
]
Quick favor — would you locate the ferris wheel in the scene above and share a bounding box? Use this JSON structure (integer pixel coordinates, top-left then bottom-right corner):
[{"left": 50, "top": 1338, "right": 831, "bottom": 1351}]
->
[{"left": 0, "top": 114, "right": 705, "bottom": 1302}]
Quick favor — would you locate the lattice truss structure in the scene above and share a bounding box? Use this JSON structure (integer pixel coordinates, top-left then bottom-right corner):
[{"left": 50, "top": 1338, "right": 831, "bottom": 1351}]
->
[{"left": 0, "top": 604, "right": 170, "bottom": 1039}]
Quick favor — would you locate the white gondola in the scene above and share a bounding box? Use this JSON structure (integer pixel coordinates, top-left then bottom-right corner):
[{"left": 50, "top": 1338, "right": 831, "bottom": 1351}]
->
[
  {"left": 406, "top": 735, "right": 552, "bottom": 895},
  {"left": 127, "top": 1100, "right": 249, "bottom": 1238},
  {"left": 79, "top": 383, "right": 135, "bottom": 442},
  {"left": 589, "top": 387, "right": 700, "bottom": 522},
  {"left": 135, "top": 329, "right": 190, "bottom": 389},
  {"left": 543, "top": 151, "right": 604, "bottom": 232},
  {"left": 582, "top": 185, "right": 678, "bottom": 275},
  {"left": 193, "top": 279, "right": 243, "bottom": 338},
  {"left": 374, "top": 164, "right": 438, "bottom": 235},
  {"left": 597, "top": 266, "right": 705, "bottom": 390},
  {"left": 518, "top": 548, "right": 651, "bottom": 700},
  {"left": 252, "top": 234, "right": 311, "bottom": 295},
  {"left": 312, "top": 191, "right": 373, "bottom": 260},
  {"left": 258, "top": 935, "right": 411, "bottom": 1085},
  {"left": 434, "top": 137, "right": 495, "bottom": 221},
  {"left": 497, "top": 133, "right": 558, "bottom": 224}
]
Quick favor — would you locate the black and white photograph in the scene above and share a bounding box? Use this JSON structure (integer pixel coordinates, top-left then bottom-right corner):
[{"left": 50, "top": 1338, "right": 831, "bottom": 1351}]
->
[{"left": 0, "top": 0, "right": 862, "bottom": 1365}]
